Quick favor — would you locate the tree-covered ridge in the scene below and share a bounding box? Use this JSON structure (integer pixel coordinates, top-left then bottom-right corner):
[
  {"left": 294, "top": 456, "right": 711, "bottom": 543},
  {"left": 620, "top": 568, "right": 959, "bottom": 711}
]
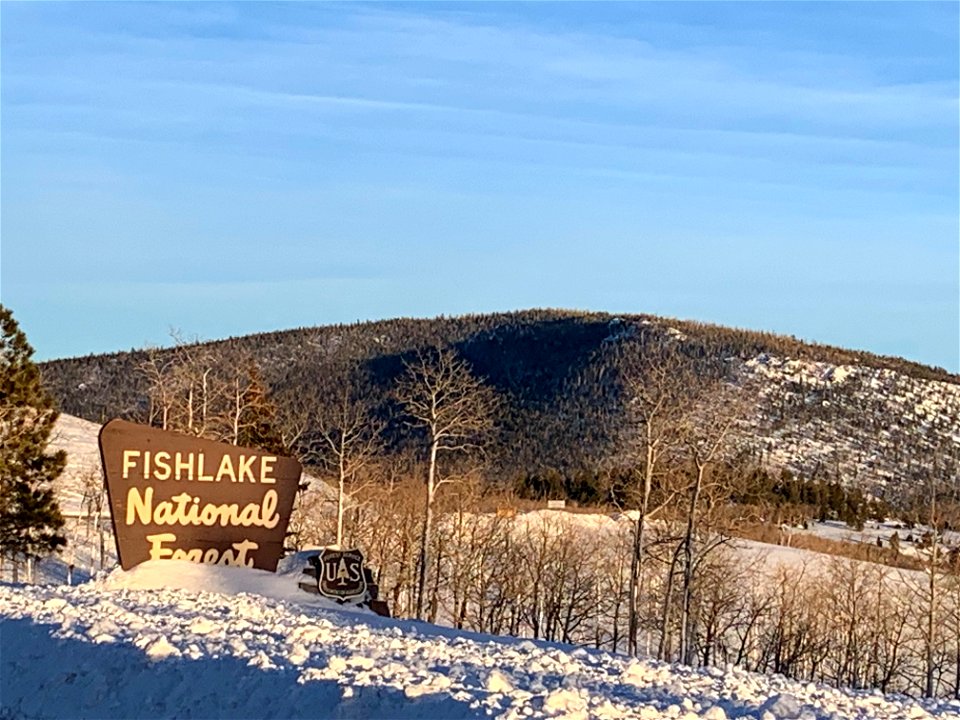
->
[
  {"left": 39, "top": 310, "right": 621, "bottom": 475},
  {"left": 37, "top": 309, "right": 959, "bottom": 494},
  {"left": 40, "top": 309, "right": 959, "bottom": 396}
]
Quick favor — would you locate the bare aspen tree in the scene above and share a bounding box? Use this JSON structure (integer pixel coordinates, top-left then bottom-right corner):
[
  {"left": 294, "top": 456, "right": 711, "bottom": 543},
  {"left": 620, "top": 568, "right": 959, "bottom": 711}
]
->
[
  {"left": 167, "top": 337, "right": 224, "bottom": 438},
  {"left": 228, "top": 364, "right": 256, "bottom": 445},
  {"left": 353, "top": 472, "right": 424, "bottom": 617},
  {"left": 139, "top": 346, "right": 178, "bottom": 430},
  {"left": 619, "top": 351, "right": 691, "bottom": 656},
  {"left": 869, "top": 566, "right": 909, "bottom": 693},
  {"left": 946, "top": 567, "right": 960, "bottom": 699},
  {"left": 922, "top": 471, "right": 946, "bottom": 697},
  {"left": 823, "top": 557, "right": 874, "bottom": 688},
  {"left": 759, "top": 563, "right": 829, "bottom": 680},
  {"left": 138, "top": 334, "right": 225, "bottom": 439},
  {"left": 598, "top": 523, "right": 633, "bottom": 652},
  {"left": 307, "top": 362, "right": 384, "bottom": 548},
  {"left": 731, "top": 569, "right": 777, "bottom": 669},
  {"left": 693, "top": 548, "right": 747, "bottom": 666},
  {"left": 463, "top": 508, "right": 522, "bottom": 636},
  {"left": 284, "top": 481, "right": 330, "bottom": 551},
  {"left": 396, "top": 346, "right": 497, "bottom": 621},
  {"left": 273, "top": 388, "right": 314, "bottom": 459},
  {"left": 677, "top": 385, "right": 746, "bottom": 666},
  {"left": 139, "top": 336, "right": 285, "bottom": 452},
  {"left": 79, "top": 468, "right": 108, "bottom": 571},
  {"left": 518, "top": 515, "right": 597, "bottom": 643},
  {"left": 436, "top": 478, "right": 499, "bottom": 631},
  {"left": 657, "top": 527, "right": 685, "bottom": 661}
]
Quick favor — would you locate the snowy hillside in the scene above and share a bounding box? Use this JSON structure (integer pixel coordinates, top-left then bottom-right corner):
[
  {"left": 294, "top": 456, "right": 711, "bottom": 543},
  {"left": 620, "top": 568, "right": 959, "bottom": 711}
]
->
[
  {"left": 3, "top": 560, "right": 958, "bottom": 720},
  {"left": 741, "top": 354, "right": 960, "bottom": 496},
  {"left": 48, "top": 412, "right": 104, "bottom": 515}
]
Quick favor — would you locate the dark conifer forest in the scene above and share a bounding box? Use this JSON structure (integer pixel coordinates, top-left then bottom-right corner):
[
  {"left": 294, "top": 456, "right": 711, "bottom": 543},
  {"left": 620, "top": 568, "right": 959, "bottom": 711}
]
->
[{"left": 38, "top": 309, "right": 959, "bottom": 501}]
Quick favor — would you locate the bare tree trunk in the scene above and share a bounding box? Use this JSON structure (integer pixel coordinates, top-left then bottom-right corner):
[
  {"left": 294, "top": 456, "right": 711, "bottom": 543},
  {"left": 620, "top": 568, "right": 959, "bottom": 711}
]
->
[
  {"left": 232, "top": 379, "right": 242, "bottom": 445},
  {"left": 336, "top": 437, "right": 346, "bottom": 548},
  {"left": 926, "top": 496, "right": 939, "bottom": 698},
  {"left": 628, "top": 440, "right": 655, "bottom": 655},
  {"left": 680, "top": 461, "right": 706, "bottom": 666},
  {"left": 658, "top": 543, "right": 683, "bottom": 661},
  {"left": 429, "top": 539, "right": 443, "bottom": 623},
  {"left": 99, "top": 518, "right": 106, "bottom": 570},
  {"left": 628, "top": 514, "right": 643, "bottom": 654},
  {"left": 396, "top": 346, "right": 496, "bottom": 622},
  {"left": 416, "top": 442, "right": 438, "bottom": 620},
  {"left": 201, "top": 368, "right": 210, "bottom": 435},
  {"left": 955, "top": 640, "right": 959, "bottom": 701}
]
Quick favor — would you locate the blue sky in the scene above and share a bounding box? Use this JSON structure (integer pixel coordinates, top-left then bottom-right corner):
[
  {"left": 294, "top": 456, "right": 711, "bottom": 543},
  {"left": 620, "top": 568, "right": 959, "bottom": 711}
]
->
[{"left": 2, "top": 2, "right": 958, "bottom": 371}]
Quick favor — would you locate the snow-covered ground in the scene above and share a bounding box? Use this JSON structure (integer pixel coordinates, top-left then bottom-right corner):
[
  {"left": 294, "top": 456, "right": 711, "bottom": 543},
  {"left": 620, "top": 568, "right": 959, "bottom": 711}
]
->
[
  {"left": 785, "top": 519, "right": 959, "bottom": 559},
  {"left": 6, "top": 414, "right": 959, "bottom": 717},
  {"left": 4, "top": 560, "right": 958, "bottom": 720},
  {"left": 48, "top": 413, "right": 103, "bottom": 513}
]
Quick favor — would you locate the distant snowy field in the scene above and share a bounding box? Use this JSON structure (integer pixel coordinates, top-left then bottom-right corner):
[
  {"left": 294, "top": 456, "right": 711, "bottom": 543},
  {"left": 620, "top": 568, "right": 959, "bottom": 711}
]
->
[{"left": 4, "top": 560, "right": 958, "bottom": 720}]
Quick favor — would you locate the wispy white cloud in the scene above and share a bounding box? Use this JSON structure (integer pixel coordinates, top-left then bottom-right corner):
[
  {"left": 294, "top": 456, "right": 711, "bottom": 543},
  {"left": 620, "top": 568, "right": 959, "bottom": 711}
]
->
[
  {"left": 7, "top": 4, "right": 955, "bottom": 137},
  {"left": 2, "top": 2, "right": 956, "bottom": 369}
]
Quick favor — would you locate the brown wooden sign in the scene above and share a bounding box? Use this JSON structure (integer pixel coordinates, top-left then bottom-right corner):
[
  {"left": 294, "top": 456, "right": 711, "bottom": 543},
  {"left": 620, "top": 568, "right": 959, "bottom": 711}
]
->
[{"left": 98, "top": 419, "right": 301, "bottom": 572}]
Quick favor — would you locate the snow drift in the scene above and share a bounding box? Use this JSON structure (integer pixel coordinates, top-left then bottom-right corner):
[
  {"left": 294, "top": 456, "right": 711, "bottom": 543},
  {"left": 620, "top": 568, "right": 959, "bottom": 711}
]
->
[{"left": 3, "top": 561, "right": 958, "bottom": 719}]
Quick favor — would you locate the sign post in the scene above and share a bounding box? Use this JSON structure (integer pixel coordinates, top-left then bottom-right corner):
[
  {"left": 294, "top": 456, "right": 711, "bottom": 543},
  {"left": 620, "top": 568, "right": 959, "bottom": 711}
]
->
[{"left": 98, "top": 419, "right": 302, "bottom": 572}]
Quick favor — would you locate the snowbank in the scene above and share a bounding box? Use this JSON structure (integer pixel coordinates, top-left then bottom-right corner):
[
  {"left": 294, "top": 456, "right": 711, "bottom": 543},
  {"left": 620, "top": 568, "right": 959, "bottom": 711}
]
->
[
  {"left": 2, "top": 562, "right": 957, "bottom": 719},
  {"left": 96, "top": 558, "right": 347, "bottom": 608}
]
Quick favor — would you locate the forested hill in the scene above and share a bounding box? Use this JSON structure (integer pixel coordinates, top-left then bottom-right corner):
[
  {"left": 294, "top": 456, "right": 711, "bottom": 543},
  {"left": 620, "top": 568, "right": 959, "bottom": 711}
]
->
[{"left": 38, "top": 309, "right": 960, "bottom": 499}]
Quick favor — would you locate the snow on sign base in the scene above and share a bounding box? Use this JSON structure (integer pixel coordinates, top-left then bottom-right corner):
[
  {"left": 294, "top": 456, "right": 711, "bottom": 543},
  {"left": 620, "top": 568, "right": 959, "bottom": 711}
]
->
[{"left": 98, "top": 419, "right": 302, "bottom": 571}]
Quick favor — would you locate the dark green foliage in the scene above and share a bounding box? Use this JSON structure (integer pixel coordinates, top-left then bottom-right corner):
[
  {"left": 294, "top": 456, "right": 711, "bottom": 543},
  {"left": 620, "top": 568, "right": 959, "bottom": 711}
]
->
[
  {"left": 235, "top": 362, "right": 288, "bottom": 455},
  {"left": 730, "top": 464, "right": 888, "bottom": 526},
  {"left": 37, "top": 309, "right": 959, "bottom": 492},
  {"left": 42, "top": 311, "right": 636, "bottom": 480},
  {"left": 514, "top": 467, "right": 633, "bottom": 507},
  {"left": 0, "top": 305, "right": 66, "bottom": 563}
]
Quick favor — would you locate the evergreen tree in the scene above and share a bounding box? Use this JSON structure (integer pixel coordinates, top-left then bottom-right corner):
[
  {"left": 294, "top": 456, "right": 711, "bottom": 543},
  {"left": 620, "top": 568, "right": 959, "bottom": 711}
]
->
[
  {"left": 236, "top": 361, "right": 287, "bottom": 455},
  {"left": 0, "top": 305, "right": 67, "bottom": 566}
]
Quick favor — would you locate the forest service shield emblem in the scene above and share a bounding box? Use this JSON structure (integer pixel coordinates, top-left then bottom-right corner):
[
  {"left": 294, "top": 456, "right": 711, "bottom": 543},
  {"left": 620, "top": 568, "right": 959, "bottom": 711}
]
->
[{"left": 314, "top": 548, "right": 368, "bottom": 603}]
